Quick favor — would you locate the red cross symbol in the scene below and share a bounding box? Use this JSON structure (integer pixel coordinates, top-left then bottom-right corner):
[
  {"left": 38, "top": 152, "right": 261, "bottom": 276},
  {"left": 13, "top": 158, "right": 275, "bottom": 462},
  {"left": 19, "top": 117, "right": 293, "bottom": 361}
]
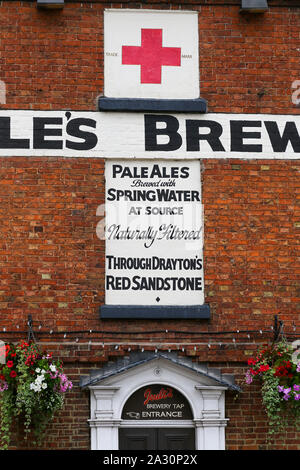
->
[{"left": 122, "top": 29, "right": 181, "bottom": 84}]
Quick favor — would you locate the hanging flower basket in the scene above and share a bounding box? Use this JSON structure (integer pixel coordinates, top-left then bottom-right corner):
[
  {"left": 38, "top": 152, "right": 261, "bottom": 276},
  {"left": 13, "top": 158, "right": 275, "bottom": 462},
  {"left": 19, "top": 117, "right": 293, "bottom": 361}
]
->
[
  {"left": 0, "top": 340, "right": 72, "bottom": 449},
  {"left": 245, "top": 340, "right": 300, "bottom": 436}
]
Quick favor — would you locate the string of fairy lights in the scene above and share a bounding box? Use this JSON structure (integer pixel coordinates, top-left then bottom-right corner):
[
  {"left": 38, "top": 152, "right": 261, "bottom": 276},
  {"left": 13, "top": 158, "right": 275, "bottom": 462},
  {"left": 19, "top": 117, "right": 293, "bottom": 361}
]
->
[{"left": 0, "top": 315, "right": 298, "bottom": 351}]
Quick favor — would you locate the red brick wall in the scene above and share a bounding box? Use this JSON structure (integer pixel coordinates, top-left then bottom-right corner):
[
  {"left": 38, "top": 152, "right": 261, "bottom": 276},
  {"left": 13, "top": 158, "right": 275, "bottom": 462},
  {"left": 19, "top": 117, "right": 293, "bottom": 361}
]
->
[
  {"left": 0, "top": 2, "right": 299, "bottom": 113},
  {"left": 0, "top": 157, "right": 299, "bottom": 334},
  {"left": 8, "top": 362, "right": 299, "bottom": 450},
  {"left": 0, "top": 1, "right": 299, "bottom": 450}
]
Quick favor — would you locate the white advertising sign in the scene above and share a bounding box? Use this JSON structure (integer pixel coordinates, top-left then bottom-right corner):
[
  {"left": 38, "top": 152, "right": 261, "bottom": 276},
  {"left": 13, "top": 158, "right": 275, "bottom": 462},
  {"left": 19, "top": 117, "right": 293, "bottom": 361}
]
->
[
  {"left": 105, "top": 160, "right": 204, "bottom": 306},
  {"left": 104, "top": 10, "right": 199, "bottom": 99},
  {"left": 0, "top": 110, "right": 299, "bottom": 159}
]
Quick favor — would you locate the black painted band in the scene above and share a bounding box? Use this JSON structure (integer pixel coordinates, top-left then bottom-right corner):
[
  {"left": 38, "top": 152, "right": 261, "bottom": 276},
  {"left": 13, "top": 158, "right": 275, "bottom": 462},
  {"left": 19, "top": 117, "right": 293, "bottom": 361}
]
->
[
  {"left": 100, "top": 304, "right": 210, "bottom": 319},
  {"left": 98, "top": 97, "right": 207, "bottom": 113}
]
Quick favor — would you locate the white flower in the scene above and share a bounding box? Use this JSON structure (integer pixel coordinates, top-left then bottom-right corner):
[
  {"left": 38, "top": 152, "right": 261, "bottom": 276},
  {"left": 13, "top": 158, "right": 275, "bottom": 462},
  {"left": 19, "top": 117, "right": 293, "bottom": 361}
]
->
[
  {"left": 35, "top": 368, "right": 41, "bottom": 373},
  {"left": 42, "top": 383, "right": 47, "bottom": 389},
  {"left": 49, "top": 364, "right": 56, "bottom": 372},
  {"left": 30, "top": 382, "right": 41, "bottom": 392}
]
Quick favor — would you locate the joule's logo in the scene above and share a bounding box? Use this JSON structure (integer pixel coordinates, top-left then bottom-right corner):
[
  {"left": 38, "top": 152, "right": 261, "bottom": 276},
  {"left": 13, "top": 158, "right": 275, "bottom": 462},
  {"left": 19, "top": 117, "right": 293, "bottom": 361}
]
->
[
  {"left": 143, "top": 387, "right": 173, "bottom": 405},
  {"left": 122, "top": 29, "right": 181, "bottom": 84}
]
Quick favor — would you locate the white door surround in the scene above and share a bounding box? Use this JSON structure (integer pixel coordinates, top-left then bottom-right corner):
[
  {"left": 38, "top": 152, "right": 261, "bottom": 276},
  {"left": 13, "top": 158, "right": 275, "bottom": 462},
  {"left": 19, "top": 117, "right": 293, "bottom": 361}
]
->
[{"left": 80, "top": 352, "right": 240, "bottom": 450}]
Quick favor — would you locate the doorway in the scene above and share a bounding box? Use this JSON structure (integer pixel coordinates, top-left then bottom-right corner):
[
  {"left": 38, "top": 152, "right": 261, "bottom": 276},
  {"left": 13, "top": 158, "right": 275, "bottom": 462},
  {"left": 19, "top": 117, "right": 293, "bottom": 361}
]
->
[
  {"left": 83, "top": 352, "right": 237, "bottom": 449},
  {"left": 119, "top": 428, "right": 195, "bottom": 450}
]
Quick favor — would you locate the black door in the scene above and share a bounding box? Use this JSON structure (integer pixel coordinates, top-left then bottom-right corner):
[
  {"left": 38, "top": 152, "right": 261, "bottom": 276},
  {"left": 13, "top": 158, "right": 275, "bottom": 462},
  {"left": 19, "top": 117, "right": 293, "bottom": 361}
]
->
[{"left": 119, "top": 428, "right": 195, "bottom": 450}]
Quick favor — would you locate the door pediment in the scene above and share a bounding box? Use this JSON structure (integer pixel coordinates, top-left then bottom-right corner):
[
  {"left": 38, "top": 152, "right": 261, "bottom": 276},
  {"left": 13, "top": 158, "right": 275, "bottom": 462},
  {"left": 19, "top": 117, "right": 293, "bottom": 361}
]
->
[{"left": 80, "top": 351, "right": 240, "bottom": 392}]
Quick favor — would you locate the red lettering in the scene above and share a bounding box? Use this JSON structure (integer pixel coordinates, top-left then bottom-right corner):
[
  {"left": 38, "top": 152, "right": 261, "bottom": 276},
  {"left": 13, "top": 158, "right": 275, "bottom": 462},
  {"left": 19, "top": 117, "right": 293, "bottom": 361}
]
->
[{"left": 143, "top": 387, "right": 173, "bottom": 405}]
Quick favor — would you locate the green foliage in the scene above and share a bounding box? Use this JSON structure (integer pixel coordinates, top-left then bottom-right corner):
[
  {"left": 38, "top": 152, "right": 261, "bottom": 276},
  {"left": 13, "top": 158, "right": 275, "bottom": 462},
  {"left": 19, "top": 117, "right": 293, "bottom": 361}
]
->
[
  {"left": 261, "top": 371, "right": 284, "bottom": 434},
  {"left": 245, "top": 340, "right": 300, "bottom": 437},
  {"left": 0, "top": 340, "right": 72, "bottom": 449}
]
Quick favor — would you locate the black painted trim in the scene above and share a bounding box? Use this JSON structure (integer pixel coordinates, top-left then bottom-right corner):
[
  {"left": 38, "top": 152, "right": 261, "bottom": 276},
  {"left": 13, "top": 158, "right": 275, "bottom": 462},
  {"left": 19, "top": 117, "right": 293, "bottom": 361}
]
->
[
  {"left": 100, "top": 304, "right": 210, "bottom": 319},
  {"left": 98, "top": 97, "right": 207, "bottom": 113}
]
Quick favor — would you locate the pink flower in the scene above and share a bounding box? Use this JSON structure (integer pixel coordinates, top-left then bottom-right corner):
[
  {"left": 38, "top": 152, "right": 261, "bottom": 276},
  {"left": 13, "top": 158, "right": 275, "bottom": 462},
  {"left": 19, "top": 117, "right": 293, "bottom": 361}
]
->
[
  {"left": 58, "top": 373, "right": 72, "bottom": 393},
  {"left": 245, "top": 370, "right": 253, "bottom": 384},
  {"left": 0, "top": 380, "right": 8, "bottom": 392}
]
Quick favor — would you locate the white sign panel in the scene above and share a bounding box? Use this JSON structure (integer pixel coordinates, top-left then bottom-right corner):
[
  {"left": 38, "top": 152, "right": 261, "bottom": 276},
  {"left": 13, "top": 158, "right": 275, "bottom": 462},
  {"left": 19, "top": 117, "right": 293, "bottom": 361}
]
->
[
  {"left": 104, "top": 10, "right": 199, "bottom": 99},
  {"left": 105, "top": 160, "right": 204, "bottom": 306},
  {"left": 0, "top": 110, "right": 299, "bottom": 159}
]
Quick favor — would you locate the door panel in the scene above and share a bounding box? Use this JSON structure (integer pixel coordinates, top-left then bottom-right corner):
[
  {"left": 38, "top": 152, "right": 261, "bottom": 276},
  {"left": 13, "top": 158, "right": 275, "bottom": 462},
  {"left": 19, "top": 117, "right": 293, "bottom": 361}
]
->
[
  {"left": 158, "top": 428, "right": 195, "bottom": 450},
  {"left": 119, "top": 428, "right": 195, "bottom": 450},
  {"left": 119, "top": 428, "right": 156, "bottom": 450}
]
